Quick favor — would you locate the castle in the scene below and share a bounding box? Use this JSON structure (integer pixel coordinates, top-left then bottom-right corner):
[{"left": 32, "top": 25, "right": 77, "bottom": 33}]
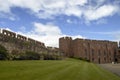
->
[
  {"left": 0, "top": 29, "right": 60, "bottom": 56},
  {"left": 59, "top": 37, "right": 120, "bottom": 63},
  {"left": 0, "top": 29, "right": 120, "bottom": 63}
]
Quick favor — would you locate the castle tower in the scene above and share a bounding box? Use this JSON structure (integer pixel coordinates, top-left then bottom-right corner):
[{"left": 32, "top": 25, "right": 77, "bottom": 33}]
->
[{"left": 59, "top": 37, "right": 72, "bottom": 57}]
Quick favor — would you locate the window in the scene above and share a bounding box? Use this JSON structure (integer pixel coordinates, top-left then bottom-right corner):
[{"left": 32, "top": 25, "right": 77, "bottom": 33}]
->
[
  {"left": 92, "top": 58, "right": 94, "bottom": 61},
  {"left": 92, "top": 49, "right": 94, "bottom": 56},
  {"left": 88, "top": 43, "right": 90, "bottom": 47},
  {"left": 4, "top": 32, "right": 6, "bottom": 35},
  {"left": 98, "top": 50, "right": 100, "bottom": 56},
  {"left": 85, "top": 49, "right": 87, "bottom": 58},
  {"left": 104, "top": 57, "right": 106, "bottom": 62},
  {"left": 91, "top": 49, "right": 94, "bottom": 61},
  {"left": 104, "top": 50, "right": 106, "bottom": 56},
  {"left": 8, "top": 33, "right": 10, "bottom": 36},
  {"left": 110, "top": 58, "right": 111, "bottom": 61}
]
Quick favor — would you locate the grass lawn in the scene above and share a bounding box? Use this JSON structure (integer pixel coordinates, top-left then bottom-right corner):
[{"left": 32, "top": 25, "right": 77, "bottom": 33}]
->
[{"left": 0, "top": 58, "right": 120, "bottom": 80}]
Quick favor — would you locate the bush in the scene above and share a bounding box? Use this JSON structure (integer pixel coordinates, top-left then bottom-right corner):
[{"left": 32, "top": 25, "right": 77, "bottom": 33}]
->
[
  {"left": 25, "top": 51, "right": 40, "bottom": 60},
  {"left": 8, "top": 50, "right": 41, "bottom": 60},
  {"left": 0, "top": 45, "right": 8, "bottom": 60},
  {"left": 42, "top": 52, "right": 62, "bottom": 60},
  {"left": 8, "top": 50, "right": 19, "bottom": 60}
]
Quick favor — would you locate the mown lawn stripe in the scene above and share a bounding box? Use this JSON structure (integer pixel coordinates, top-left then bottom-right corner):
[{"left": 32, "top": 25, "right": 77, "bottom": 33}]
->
[{"left": 0, "top": 59, "right": 120, "bottom": 80}]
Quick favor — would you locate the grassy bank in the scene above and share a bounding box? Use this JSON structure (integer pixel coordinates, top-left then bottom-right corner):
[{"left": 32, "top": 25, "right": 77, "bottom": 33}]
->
[{"left": 0, "top": 58, "right": 120, "bottom": 80}]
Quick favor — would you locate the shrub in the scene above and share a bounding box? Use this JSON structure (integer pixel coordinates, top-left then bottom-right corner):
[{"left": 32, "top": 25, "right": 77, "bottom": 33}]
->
[
  {"left": 0, "top": 45, "right": 8, "bottom": 60},
  {"left": 8, "top": 50, "right": 21, "bottom": 60},
  {"left": 25, "top": 51, "right": 40, "bottom": 60}
]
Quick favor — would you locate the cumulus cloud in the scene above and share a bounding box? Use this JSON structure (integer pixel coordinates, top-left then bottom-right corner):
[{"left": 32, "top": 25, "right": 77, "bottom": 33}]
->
[
  {"left": 0, "top": 0, "right": 87, "bottom": 19},
  {"left": 84, "top": 5, "right": 118, "bottom": 21},
  {"left": 33, "top": 22, "right": 61, "bottom": 36},
  {"left": 17, "top": 22, "right": 85, "bottom": 47},
  {"left": 0, "top": 0, "right": 119, "bottom": 22}
]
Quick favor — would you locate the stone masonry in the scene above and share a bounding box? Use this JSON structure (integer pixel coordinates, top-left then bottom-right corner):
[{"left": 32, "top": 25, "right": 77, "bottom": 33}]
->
[
  {"left": 0, "top": 29, "right": 46, "bottom": 54},
  {"left": 59, "top": 37, "right": 119, "bottom": 64}
]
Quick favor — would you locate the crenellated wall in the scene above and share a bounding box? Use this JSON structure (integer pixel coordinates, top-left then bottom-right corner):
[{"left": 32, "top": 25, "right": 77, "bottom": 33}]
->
[
  {"left": 0, "top": 29, "right": 46, "bottom": 53},
  {"left": 59, "top": 37, "right": 119, "bottom": 63}
]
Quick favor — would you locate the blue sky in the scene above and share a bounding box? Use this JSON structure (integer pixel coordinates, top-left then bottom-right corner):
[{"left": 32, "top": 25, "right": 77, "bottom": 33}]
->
[{"left": 0, "top": 0, "right": 120, "bottom": 47}]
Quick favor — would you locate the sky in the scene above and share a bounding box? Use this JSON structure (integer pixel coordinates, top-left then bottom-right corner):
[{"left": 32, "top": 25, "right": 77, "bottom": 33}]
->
[{"left": 0, "top": 0, "right": 120, "bottom": 47}]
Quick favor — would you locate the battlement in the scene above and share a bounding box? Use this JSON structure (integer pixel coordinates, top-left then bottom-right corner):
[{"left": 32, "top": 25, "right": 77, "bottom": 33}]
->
[
  {"left": 60, "top": 37, "right": 116, "bottom": 44},
  {"left": 17, "top": 34, "right": 27, "bottom": 41},
  {"left": 0, "top": 29, "right": 46, "bottom": 53},
  {"left": 2, "top": 29, "right": 16, "bottom": 38},
  {"left": 0, "top": 29, "right": 45, "bottom": 46},
  {"left": 60, "top": 37, "right": 72, "bottom": 40},
  {"left": 59, "top": 36, "right": 119, "bottom": 63}
]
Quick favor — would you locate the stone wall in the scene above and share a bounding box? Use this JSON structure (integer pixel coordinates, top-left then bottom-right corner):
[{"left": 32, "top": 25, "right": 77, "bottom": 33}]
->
[
  {"left": 59, "top": 37, "right": 118, "bottom": 63},
  {"left": 0, "top": 29, "right": 46, "bottom": 54}
]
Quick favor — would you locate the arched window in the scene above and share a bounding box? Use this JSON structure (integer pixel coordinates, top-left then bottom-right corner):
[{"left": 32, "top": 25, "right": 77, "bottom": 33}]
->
[
  {"left": 4, "top": 32, "right": 6, "bottom": 35},
  {"left": 92, "top": 49, "right": 94, "bottom": 56},
  {"left": 98, "top": 50, "right": 100, "bottom": 56},
  {"left": 85, "top": 49, "right": 87, "bottom": 58},
  {"left": 104, "top": 50, "right": 106, "bottom": 56}
]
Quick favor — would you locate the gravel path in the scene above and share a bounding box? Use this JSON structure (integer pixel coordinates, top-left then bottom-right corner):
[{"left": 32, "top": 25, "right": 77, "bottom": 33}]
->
[{"left": 99, "top": 63, "right": 120, "bottom": 76}]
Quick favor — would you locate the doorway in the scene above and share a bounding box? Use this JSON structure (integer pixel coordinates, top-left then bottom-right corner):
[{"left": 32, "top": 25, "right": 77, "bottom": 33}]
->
[{"left": 98, "top": 58, "right": 100, "bottom": 64}]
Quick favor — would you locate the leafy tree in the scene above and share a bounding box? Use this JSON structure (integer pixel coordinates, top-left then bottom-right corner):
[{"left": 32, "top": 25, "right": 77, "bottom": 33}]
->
[
  {"left": 0, "top": 45, "right": 8, "bottom": 60},
  {"left": 25, "top": 51, "right": 40, "bottom": 60},
  {"left": 9, "top": 50, "right": 21, "bottom": 60}
]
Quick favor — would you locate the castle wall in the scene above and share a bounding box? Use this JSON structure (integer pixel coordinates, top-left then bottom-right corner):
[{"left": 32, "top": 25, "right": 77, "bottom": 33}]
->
[
  {"left": 0, "top": 29, "right": 46, "bottom": 54},
  {"left": 59, "top": 37, "right": 118, "bottom": 64}
]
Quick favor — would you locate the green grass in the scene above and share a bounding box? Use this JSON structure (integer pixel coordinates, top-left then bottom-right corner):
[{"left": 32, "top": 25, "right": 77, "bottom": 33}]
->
[{"left": 0, "top": 58, "right": 120, "bottom": 80}]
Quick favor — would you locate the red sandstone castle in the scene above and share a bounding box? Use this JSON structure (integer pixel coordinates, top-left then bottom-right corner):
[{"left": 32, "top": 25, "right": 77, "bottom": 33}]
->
[
  {"left": 0, "top": 29, "right": 120, "bottom": 63},
  {"left": 59, "top": 37, "right": 120, "bottom": 64}
]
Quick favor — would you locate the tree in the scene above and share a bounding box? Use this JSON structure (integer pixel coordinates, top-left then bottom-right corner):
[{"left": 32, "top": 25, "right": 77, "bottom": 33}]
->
[
  {"left": 9, "top": 50, "right": 21, "bottom": 60},
  {"left": 0, "top": 45, "right": 8, "bottom": 60},
  {"left": 25, "top": 51, "right": 40, "bottom": 60}
]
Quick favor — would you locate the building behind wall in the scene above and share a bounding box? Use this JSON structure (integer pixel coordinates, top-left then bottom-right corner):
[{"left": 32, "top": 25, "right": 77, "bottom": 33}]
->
[{"left": 59, "top": 37, "right": 118, "bottom": 64}]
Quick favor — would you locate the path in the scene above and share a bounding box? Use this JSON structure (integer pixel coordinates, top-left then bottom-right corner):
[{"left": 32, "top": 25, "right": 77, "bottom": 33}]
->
[{"left": 99, "top": 63, "right": 120, "bottom": 76}]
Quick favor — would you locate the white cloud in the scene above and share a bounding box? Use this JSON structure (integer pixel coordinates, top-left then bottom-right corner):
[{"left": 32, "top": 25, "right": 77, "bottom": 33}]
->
[
  {"left": 33, "top": 22, "right": 61, "bottom": 36},
  {"left": 71, "top": 35, "right": 86, "bottom": 39},
  {"left": 16, "top": 22, "right": 85, "bottom": 47},
  {"left": 0, "top": 0, "right": 83, "bottom": 19},
  {"left": 0, "top": 0, "right": 119, "bottom": 22},
  {"left": 65, "top": 6, "right": 82, "bottom": 17},
  {"left": 0, "top": 0, "right": 11, "bottom": 13},
  {"left": 84, "top": 5, "right": 118, "bottom": 21}
]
